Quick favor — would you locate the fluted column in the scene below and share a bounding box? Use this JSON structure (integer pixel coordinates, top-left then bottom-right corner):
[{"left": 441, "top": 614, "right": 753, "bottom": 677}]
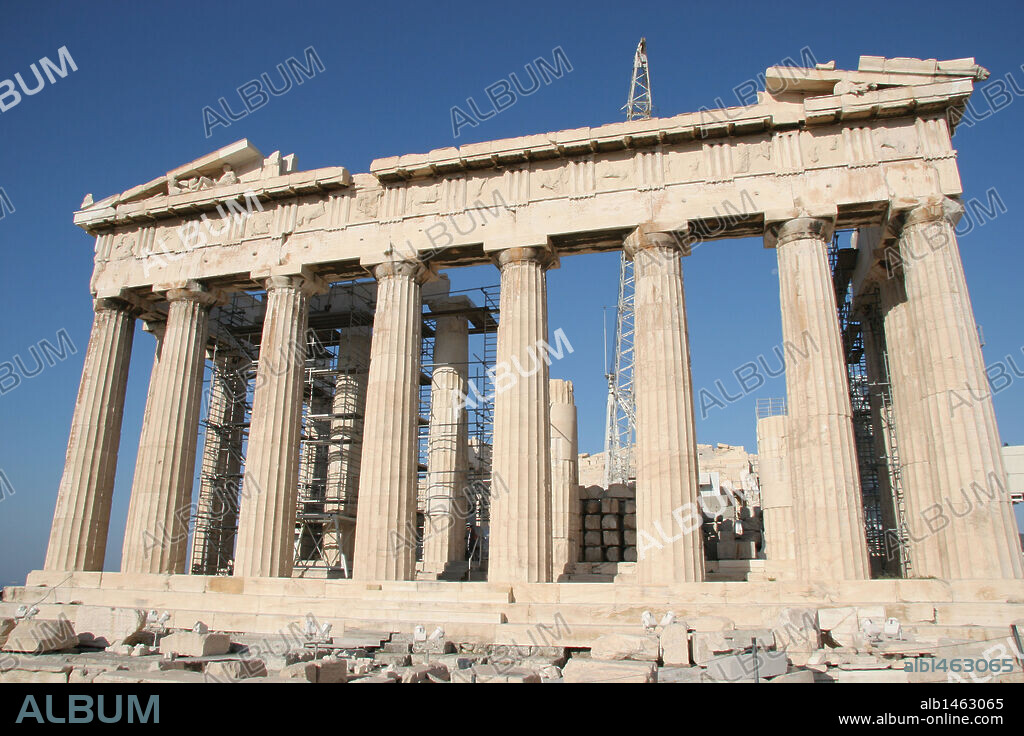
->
[
  {"left": 549, "top": 379, "right": 579, "bottom": 579},
  {"left": 756, "top": 414, "right": 797, "bottom": 578},
  {"left": 190, "top": 353, "right": 248, "bottom": 574},
  {"left": 45, "top": 299, "right": 135, "bottom": 571},
  {"left": 324, "top": 329, "right": 371, "bottom": 570},
  {"left": 626, "top": 228, "right": 703, "bottom": 585},
  {"left": 421, "top": 308, "right": 470, "bottom": 576},
  {"left": 234, "top": 275, "right": 320, "bottom": 578},
  {"left": 896, "top": 199, "right": 1023, "bottom": 579},
  {"left": 878, "top": 276, "right": 948, "bottom": 577},
  {"left": 352, "top": 259, "right": 428, "bottom": 581},
  {"left": 772, "top": 218, "right": 869, "bottom": 581},
  {"left": 122, "top": 285, "right": 215, "bottom": 574},
  {"left": 488, "top": 246, "right": 553, "bottom": 584}
]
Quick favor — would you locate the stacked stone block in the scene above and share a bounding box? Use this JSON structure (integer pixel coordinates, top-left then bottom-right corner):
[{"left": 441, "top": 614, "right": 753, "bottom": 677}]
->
[{"left": 579, "top": 484, "right": 637, "bottom": 563}]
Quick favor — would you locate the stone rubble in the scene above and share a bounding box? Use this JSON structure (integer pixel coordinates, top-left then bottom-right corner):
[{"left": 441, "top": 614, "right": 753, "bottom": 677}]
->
[{"left": 0, "top": 599, "right": 1012, "bottom": 685}]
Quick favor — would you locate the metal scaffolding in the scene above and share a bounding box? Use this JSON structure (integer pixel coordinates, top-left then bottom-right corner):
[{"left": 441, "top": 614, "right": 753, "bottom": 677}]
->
[
  {"left": 829, "top": 232, "right": 909, "bottom": 577},
  {"left": 417, "top": 285, "right": 499, "bottom": 574},
  {"left": 188, "top": 280, "right": 498, "bottom": 579},
  {"left": 755, "top": 397, "right": 787, "bottom": 420},
  {"left": 856, "top": 288, "right": 912, "bottom": 577},
  {"left": 189, "top": 295, "right": 261, "bottom": 576},
  {"left": 293, "top": 282, "right": 376, "bottom": 577}
]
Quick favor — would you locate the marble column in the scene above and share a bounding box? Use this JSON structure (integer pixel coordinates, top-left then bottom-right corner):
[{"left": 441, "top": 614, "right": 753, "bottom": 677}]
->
[
  {"left": 897, "top": 199, "right": 1023, "bottom": 579},
  {"left": 756, "top": 414, "right": 797, "bottom": 578},
  {"left": 324, "top": 329, "right": 371, "bottom": 571},
  {"left": 421, "top": 307, "right": 470, "bottom": 577},
  {"left": 234, "top": 275, "right": 319, "bottom": 578},
  {"left": 45, "top": 298, "right": 135, "bottom": 571},
  {"left": 878, "top": 275, "right": 948, "bottom": 577},
  {"left": 190, "top": 353, "right": 248, "bottom": 575},
  {"left": 352, "top": 259, "right": 428, "bottom": 581},
  {"left": 626, "top": 228, "right": 703, "bottom": 585},
  {"left": 772, "top": 218, "right": 869, "bottom": 581},
  {"left": 549, "top": 378, "right": 579, "bottom": 579},
  {"left": 122, "top": 285, "right": 215, "bottom": 574},
  {"left": 488, "top": 247, "right": 554, "bottom": 584}
]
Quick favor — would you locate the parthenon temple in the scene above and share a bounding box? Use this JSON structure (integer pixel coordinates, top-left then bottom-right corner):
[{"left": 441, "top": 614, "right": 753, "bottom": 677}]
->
[{"left": 5, "top": 54, "right": 1023, "bottom": 683}]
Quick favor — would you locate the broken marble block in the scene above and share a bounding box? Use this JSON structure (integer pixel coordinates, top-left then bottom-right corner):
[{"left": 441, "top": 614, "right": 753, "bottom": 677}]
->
[
  {"left": 279, "top": 658, "right": 348, "bottom": 683},
  {"left": 373, "top": 650, "right": 412, "bottom": 667},
  {"left": 562, "top": 657, "right": 657, "bottom": 683},
  {"left": 0, "top": 668, "right": 70, "bottom": 684},
  {"left": 74, "top": 606, "right": 147, "bottom": 648},
  {"left": 451, "top": 664, "right": 540, "bottom": 683},
  {"left": 691, "top": 629, "right": 774, "bottom": 666},
  {"left": 345, "top": 657, "right": 376, "bottom": 676},
  {"left": 394, "top": 663, "right": 448, "bottom": 683},
  {"left": 1, "top": 618, "right": 78, "bottom": 654},
  {"left": 204, "top": 659, "right": 268, "bottom": 681},
  {"left": 411, "top": 638, "right": 455, "bottom": 655},
  {"left": 436, "top": 653, "right": 484, "bottom": 673},
  {"left": 691, "top": 632, "right": 737, "bottom": 666},
  {"left": 705, "top": 651, "right": 788, "bottom": 682},
  {"left": 817, "top": 607, "right": 872, "bottom": 648},
  {"left": 158, "top": 631, "right": 231, "bottom": 657},
  {"left": 230, "top": 635, "right": 315, "bottom": 670},
  {"left": 774, "top": 608, "right": 820, "bottom": 648},
  {"left": 589, "top": 633, "right": 660, "bottom": 662},
  {"left": 659, "top": 622, "right": 691, "bottom": 666},
  {"left": 657, "top": 666, "right": 703, "bottom": 683}
]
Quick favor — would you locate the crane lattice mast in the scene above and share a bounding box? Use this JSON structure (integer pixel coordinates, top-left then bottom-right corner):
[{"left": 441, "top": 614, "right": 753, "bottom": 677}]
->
[
  {"left": 604, "top": 38, "right": 652, "bottom": 485},
  {"left": 622, "top": 38, "right": 653, "bottom": 120}
]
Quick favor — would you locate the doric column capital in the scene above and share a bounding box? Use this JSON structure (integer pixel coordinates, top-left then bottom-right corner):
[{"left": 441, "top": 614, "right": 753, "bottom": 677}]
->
[
  {"left": 495, "top": 245, "right": 556, "bottom": 270},
  {"left": 623, "top": 224, "right": 689, "bottom": 259},
  {"left": 261, "top": 273, "right": 328, "bottom": 295},
  {"left": 372, "top": 257, "right": 432, "bottom": 283},
  {"left": 93, "top": 297, "right": 135, "bottom": 315},
  {"left": 771, "top": 217, "right": 834, "bottom": 248},
  {"left": 164, "top": 281, "right": 222, "bottom": 308},
  {"left": 900, "top": 196, "right": 964, "bottom": 229},
  {"left": 142, "top": 319, "right": 166, "bottom": 340}
]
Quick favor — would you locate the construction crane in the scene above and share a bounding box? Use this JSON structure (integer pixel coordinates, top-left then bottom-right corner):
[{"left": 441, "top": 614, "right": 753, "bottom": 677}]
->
[
  {"left": 604, "top": 38, "right": 652, "bottom": 486},
  {"left": 621, "top": 38, "right": 653, "bottom": 120}
]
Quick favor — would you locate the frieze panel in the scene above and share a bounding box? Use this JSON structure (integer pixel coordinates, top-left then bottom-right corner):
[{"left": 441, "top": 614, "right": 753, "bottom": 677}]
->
[
  {"left": 873, "top": 120, "right": 920, "bottom": 160},
  {"left": 663, "top": 145, "right": 702, "bottom": 184},
  {"left": 535, "top": 166, "right": 567, "bottom": 198}
]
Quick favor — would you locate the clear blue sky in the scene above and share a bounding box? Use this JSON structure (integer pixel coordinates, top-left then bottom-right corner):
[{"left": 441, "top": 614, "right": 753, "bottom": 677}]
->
[{"left": 1, "top": 0, "right": 1022, "bottom": 586}]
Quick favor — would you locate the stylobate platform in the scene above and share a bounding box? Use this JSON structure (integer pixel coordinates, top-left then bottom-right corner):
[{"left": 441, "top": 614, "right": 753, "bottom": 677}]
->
[{"left": 4, "top": 571, "right": 1022, "bottom": 647}]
